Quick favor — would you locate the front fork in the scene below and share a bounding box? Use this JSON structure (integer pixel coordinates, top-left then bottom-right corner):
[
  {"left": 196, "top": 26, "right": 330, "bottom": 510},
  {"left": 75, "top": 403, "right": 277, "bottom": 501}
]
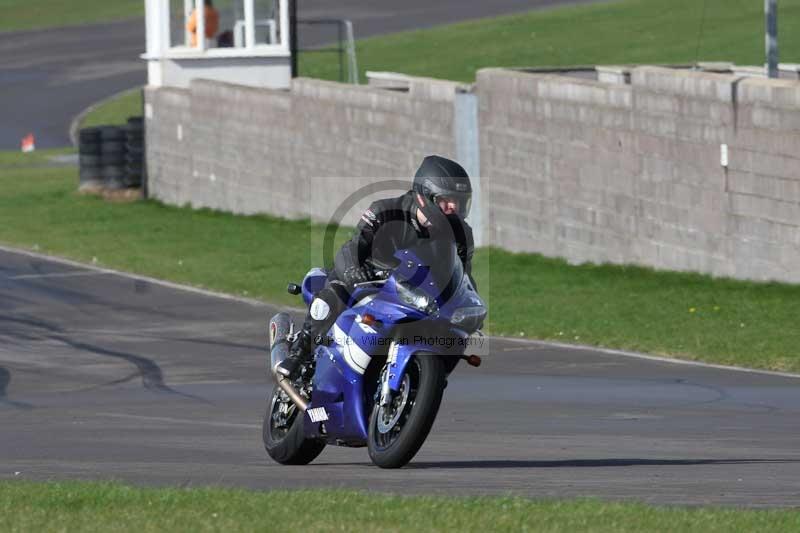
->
[
  {"left": 378, "top": 334, "right": 483, "bottom": 406},
  {"left": 378, "top": 340, "right": 401, "bottom": 407},
  {"left": 379, "top": 339, "right": 421, "bottom": 408}
]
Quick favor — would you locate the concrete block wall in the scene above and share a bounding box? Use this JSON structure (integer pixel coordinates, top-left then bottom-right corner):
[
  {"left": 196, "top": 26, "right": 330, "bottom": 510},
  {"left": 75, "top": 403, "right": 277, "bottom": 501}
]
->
[
  {"left": 146, "top": 66, "right": 800, "bottom": 284},
  {"left": 727, "top": 77, "right": 800, "bottom": 281},
  {"left": 145, "top": 76, "right": 460, "bottom": 228},
  {"left": 478, "top": 66, "right": 800, "bottom": 283},
  {"left": 144, "top": 87, "right": 192, "bottom": 206}
]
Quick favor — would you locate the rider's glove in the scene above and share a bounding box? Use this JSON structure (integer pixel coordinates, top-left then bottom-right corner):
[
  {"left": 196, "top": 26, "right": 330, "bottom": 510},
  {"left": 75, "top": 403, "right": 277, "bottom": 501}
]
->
[{"left": 343, "top": 265, "right": 373, "bottom": 286}]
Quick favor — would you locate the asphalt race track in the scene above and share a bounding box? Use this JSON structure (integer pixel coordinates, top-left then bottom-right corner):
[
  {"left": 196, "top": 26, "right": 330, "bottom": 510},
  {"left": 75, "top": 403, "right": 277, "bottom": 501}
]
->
[
  {"left": 0, "top": 0, "right": 603, "bottom": 149},
  {"left": 1, "top": 246, "right": 800, "bottom": 507}
]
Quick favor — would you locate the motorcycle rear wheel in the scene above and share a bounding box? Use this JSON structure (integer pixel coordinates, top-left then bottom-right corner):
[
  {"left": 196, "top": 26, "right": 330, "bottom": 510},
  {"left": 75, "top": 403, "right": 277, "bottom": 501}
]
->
[
  {"left": 367, "top": 354, "right": 445, "bottom": 468},
  {"left": 262, "top": 383, "right": 326, "bottom": 465}
]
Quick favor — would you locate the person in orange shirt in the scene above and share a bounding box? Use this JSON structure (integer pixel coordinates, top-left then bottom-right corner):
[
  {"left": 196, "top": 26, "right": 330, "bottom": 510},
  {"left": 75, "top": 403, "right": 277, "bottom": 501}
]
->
[{"left": 187, "top": 0, "right": 220, "bottom": 47}]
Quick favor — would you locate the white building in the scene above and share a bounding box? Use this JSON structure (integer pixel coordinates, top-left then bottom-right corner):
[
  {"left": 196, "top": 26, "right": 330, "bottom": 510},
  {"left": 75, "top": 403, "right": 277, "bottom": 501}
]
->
[{"left": 142, "top": 0, "right": 292, "bottom": 89}]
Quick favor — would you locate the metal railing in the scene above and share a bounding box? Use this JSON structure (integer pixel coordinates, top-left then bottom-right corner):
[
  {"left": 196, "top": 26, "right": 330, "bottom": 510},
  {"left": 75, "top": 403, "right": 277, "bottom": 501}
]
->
[{"left": 297, "top": 19, "right": 358, "bottom": 84}]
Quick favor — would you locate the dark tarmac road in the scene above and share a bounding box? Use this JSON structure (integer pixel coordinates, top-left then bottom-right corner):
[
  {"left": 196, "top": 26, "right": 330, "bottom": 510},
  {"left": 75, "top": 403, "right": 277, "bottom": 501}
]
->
[
  {"left": 0, "top": 0, "right": 603, "bottom": 149},
  {"left": 1, "top": 246, "right": 799, "bottom": 507}
]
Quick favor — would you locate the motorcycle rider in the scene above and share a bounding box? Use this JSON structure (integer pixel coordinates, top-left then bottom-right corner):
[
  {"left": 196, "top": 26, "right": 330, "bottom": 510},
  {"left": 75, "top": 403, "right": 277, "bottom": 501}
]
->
[{"left": 275, "top": 155, "right": 475, "bottom": 380}]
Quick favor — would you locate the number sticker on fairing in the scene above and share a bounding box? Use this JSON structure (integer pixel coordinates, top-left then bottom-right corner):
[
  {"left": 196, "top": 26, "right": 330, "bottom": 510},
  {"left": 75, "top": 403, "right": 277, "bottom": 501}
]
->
[{"left": 307, "top": 407, "right": 329, "bottom": 423}]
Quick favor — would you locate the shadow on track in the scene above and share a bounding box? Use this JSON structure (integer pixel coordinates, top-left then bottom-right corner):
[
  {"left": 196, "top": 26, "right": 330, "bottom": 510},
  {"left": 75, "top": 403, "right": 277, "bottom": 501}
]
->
[
  {"left": 117, "top": 332, "right": 265, "bottom": 353},
  {"left": 0, "top": 313, "right": 207, "bottom": 403},
  {"left": 405, "top": 458, "right": 800, "bottom": 469},
  {"left": 0, "top": 366, "right": 33, "bottom": 409},
  {"left": 51, "top": 335, "right": 209, "bottom": 404}
]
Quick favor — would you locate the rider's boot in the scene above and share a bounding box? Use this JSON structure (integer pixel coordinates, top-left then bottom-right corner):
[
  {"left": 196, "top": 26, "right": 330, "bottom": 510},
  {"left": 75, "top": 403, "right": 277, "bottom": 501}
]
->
[{"left": 275, "top": 329, "right": 313, "bottom": 380}]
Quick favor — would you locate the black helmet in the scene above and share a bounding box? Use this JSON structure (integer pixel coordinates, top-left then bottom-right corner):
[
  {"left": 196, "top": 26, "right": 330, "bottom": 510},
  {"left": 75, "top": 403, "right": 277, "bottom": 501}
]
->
[{"left": 412, "top": 155, "right": 472, "bottom": 218}]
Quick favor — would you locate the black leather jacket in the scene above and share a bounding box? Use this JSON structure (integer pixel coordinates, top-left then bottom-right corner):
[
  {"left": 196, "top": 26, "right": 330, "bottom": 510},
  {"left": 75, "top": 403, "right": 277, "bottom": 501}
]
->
[{"left": 334, "top": 191, "right": 475, "bottom": 286}]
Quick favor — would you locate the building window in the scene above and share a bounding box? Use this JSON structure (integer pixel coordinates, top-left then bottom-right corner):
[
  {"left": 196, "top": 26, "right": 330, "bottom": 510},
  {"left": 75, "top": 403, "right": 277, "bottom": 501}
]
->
[{"left": 163, "top": 0, "right": 289, "bottom": 55}]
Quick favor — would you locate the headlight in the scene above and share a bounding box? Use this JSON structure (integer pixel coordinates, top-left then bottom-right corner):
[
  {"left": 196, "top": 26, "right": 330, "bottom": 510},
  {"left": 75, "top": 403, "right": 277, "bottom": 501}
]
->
[
  {"left": 451, "top": 306, "right": 486, "bottom": 332},
  {"left": 396, "top": 281, "right": 438, "bottom": 314}
]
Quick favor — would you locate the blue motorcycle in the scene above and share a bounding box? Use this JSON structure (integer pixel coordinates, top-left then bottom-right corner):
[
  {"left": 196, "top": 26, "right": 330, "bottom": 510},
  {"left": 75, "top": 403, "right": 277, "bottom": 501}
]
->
[{"left": 263, "top": 240, "right": 486, "bottom": 468}]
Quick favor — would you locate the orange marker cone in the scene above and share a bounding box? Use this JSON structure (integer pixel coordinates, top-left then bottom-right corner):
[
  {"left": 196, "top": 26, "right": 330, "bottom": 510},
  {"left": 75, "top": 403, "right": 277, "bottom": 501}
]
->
[{"left": 21, "top": 133, "right": 35, "bottom": 153}]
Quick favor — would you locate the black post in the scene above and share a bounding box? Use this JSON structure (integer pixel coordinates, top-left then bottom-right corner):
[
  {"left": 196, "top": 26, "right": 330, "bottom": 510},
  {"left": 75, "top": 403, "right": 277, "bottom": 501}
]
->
[
  {"left": 338, "top": 21, "right": 344, "bottom": 83},
  {"left": 765, "top": 0, "right": 778, "bottom": 78},
  {"left": 141, "top": 87, "right": 148, "bottom": 199},
  {"left": 290, "top": 0, "right": 298, "bottom": 77}
]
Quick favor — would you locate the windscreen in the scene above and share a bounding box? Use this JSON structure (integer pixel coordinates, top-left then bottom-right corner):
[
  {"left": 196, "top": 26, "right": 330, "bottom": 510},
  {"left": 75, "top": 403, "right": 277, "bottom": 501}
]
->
[{"left": 398, "top": 239, "right": 463, "bottom": 305}]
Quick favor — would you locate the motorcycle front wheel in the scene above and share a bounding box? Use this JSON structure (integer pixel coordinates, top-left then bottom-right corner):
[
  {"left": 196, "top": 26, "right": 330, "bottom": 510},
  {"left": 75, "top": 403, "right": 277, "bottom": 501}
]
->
[
  {"left": 367, "top": 354, "right": 445, "bottom": 468},
  {"left": 262, "top": 383, "right": 326, "bottom": 465}
]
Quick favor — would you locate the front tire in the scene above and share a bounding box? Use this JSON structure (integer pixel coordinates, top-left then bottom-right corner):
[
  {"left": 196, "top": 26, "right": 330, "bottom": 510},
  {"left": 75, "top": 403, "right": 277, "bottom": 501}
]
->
[
  {"left": 367, "top": 354, "right": 445, "bottom": 468},
  {"left": 262, "top": 383, "right": 325, "bottom": 465}
]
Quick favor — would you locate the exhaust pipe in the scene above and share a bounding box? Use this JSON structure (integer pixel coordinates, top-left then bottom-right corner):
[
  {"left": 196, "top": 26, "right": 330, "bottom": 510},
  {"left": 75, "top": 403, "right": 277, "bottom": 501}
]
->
[
  {"left": 269, "top": 312, "right": 308, "bottom": 412},
  {"left": 274, "top": 372, "right": 308, "bottom": 412}
]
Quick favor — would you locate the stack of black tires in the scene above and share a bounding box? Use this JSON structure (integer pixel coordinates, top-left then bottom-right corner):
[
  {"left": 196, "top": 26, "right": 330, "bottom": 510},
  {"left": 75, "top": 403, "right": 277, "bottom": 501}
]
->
[
  {"left": 78, "top": 127, "right": 103, "bottom": 191},
  {"left": 99, "top": 126, "right": 126, "bottom": 190},
  {"left": 125, "top": 117, "right": 144, "bottom": 188},
  {"left": 77, "top": 116, "right": 144, "bottom": 194}
]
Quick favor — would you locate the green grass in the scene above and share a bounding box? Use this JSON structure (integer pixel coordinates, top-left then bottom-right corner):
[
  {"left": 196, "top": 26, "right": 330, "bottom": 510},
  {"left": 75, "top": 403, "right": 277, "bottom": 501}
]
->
[
  {"left": 2, "top": 149, "right": 800, "bottom": 372},
  {"left": 79, "top": 88, "right": 143, "bottom": 129},
  {"left": 2, "top": 481, "right": 799, "bottom": 532},
  {"left": 0, "top": 149, "right": 325, "bottom": 310},
  {"left": 300, "top": 0, "right": 800, "bottom": 82},
  {"left": 0, "top": 0, "right": 143, "bottom": 32},
  {"left": 485, "top": 250, "right": 800, "bottom": 372}
]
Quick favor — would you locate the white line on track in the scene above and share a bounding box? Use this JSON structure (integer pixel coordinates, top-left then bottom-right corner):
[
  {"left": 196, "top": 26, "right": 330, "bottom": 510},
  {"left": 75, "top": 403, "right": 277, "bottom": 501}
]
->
[
  {"left": 496, "top": 335, "right": 800, "bottom": 380},
  {"left": 9, "top": 270, "right": 112, "bottom": 280},
  {"left": 2, "top": 243, "right": 800, "bottom": 380},
  {"left": 97, "top": 412, "right": 260, "bottom": 429},
  {"left": 0, "top": 244, "right": 285, "bottom": 310}
]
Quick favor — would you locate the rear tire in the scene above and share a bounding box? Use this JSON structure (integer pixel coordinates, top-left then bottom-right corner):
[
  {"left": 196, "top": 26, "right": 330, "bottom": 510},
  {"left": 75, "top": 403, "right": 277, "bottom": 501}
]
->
[
  {"left": 262, "top": 383, "right": 326, "bottom": 465},
  {"left": 367, "top": 354, "right": 445, "bottom": 468}
]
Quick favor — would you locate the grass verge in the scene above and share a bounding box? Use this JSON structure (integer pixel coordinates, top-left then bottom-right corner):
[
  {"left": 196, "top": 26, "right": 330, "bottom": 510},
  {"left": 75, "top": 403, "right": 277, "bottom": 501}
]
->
[
  {"left": 2, "top": 481, "right": 799, "bottom": 532},
  {"left": 300, "top": 0, "right": 800, "bottom": 82},
  {"left": 0, "top": 149, "right": 324, "bottom": 310},
  {"left": 2, "top": 150, "right": 800, "bottom": 372},
  {"left": 78, "top": 88, "right": 144, "bottom": 130},
  {"left": 0, "top": 0, "right": 143, "bottom": 33}
]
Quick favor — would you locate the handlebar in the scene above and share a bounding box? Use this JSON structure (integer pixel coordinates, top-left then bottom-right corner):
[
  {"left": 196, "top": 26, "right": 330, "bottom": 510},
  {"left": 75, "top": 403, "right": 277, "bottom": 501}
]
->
[
  {"left": 372, "top": 269, "right": 390, "bottom": 280},
  {"left": 353, "top": 277, "right": 388, "bottom": 289}
]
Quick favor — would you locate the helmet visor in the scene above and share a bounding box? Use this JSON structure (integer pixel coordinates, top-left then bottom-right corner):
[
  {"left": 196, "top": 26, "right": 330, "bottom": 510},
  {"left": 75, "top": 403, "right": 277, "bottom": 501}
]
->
[{"left": 434, "top": 193, "right": 472, "bottom": 218}]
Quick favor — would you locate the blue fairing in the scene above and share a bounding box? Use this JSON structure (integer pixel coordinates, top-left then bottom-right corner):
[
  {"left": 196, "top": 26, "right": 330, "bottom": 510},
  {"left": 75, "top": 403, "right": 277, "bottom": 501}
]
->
[
  {"left": 387, "top": 340, "right": 443, "bottom": 391},
  {"left": 298, "top": 242, "right": 485, "bottom": 445},
  {"left": 302, "top": 268, "right": 328, "bottom": 306},
  {"left": 302, "top": 309, "right": 377, "bottom": 441},
  {"left": 303, "top": 343, "right": 370, "bottom": 441}
]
